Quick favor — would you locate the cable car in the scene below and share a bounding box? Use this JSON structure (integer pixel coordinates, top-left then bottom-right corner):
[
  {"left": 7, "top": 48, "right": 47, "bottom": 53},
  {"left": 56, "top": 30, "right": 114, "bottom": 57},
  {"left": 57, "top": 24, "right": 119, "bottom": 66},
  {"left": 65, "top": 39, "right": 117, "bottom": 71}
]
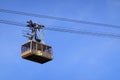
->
[
  {"left": 21, "top": 41, "right": 53, "bottom": 64},
  {"left": 21, "top": 20, "right": 53, "bottom": 64}
]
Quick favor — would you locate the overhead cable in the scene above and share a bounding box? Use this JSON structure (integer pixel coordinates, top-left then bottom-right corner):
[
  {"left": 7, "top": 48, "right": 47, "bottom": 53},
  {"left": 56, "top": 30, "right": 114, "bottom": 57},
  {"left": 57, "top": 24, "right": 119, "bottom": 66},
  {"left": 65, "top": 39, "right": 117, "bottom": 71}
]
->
[
  {"left": 0, "top": 9, "right": 120, "bottom": 29},
  {"left": 0, "top": 20, "right": 26, "bottom": 27},
  {"left": 0, "top": 19, "right": 120, "bottom": 39}
]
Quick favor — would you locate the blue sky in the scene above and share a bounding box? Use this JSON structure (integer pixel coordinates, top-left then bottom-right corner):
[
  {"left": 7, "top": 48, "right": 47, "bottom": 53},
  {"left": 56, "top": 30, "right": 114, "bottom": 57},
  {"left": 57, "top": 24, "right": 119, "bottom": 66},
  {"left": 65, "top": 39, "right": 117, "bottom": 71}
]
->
[{"left": 0, "top": 0, "right": 120, "bottom": 80}]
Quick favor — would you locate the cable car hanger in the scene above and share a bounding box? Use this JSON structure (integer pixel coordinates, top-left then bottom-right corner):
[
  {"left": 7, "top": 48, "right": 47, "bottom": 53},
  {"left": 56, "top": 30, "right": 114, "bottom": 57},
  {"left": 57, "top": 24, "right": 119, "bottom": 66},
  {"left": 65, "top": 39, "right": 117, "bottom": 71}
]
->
[{"left": 26, "top": 20, "right": 45, "bottom": 43}]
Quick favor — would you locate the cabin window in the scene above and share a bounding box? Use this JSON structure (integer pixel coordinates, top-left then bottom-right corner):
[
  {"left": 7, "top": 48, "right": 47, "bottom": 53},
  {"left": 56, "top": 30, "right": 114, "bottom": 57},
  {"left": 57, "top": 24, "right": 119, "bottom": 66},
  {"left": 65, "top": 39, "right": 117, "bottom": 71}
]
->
[
  {"left": 44, "top": 47, "right": 52, "bottom": 54},
  {"left": 21, "top": 41, "right": 52, "bottom": 54},
  {"left": 21, "top": 44, "right": 30, "bottom": 53}
]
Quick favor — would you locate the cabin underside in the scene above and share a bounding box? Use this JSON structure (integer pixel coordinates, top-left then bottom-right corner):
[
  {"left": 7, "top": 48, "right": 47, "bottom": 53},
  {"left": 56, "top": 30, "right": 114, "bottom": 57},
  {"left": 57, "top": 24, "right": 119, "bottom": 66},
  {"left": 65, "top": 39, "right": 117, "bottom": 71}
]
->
[{"left": 22, "top": 50, "right": 52, "bottom": 64}]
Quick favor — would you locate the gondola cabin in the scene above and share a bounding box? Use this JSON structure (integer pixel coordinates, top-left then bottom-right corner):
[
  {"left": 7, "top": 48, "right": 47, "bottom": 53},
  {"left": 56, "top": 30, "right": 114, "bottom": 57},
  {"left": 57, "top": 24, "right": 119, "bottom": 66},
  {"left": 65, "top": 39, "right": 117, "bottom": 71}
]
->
[{"left": 21, "top": 41, "right": 53, "bottom": 64}]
